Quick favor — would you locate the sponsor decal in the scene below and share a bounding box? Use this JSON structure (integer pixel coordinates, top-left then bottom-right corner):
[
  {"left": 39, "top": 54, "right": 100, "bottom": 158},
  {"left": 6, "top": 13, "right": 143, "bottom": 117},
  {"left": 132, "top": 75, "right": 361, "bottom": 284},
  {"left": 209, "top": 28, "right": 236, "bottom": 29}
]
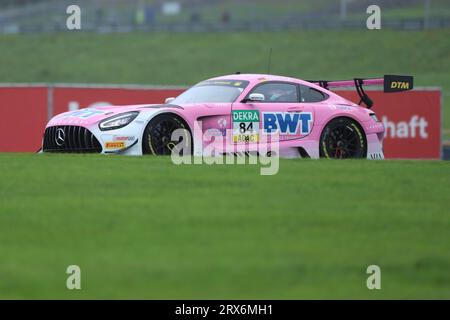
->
[
  {"left": 232, "top": 110, "right": 260, "bottom": 143},
  {"left": 369, "top": 153, "right": 384, "bottom": 160},
  {"left": 64, "top": 108, "right": 106, "bottom": 119},
  {"left": 207, "top": 129, "right": 226, "bottom": 137},
  {"left": 217, "top": 118, "right": 227, "bottom": 128},
  {"left": 383, "top": 75, "right": 414, "bottom": 93},
  {"left": 105, "top": 141, "right": 125, "bottom": 149},
  {"left": 113, "top": 136, "right": 136, "bottom": 141},
  {"left": 390, "top": 81, "right": 410, "bottom": 90},
  {"left": 213, "top": 117, "right": 228, "bottom": 136},
  {"left": 263, "top": 112, "right": 313, "bottom": 135},
  {"left": 333, "top": 104, "right": 356, "bottom": 111},
  {"left": 199, "top": 80, "right": 248, "bottom": 88}
]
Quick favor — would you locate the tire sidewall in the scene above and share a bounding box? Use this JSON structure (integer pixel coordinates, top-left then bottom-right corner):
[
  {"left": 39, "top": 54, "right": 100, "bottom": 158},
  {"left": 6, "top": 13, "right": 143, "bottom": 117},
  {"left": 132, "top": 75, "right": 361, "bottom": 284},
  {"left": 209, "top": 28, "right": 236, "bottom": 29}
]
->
[
  {"left": 319, "top": 117, "right": 367, "bottom": 159},
  {"left": 143, "top": 114, "right": 192, "bottom": 155}
]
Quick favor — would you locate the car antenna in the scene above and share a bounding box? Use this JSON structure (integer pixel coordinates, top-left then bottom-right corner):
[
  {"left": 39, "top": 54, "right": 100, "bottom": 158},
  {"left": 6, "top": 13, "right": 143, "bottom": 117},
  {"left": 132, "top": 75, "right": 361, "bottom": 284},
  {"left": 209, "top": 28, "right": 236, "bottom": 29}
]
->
[{"left": 267, "top": 48, "right": 273, "bottom": 74}]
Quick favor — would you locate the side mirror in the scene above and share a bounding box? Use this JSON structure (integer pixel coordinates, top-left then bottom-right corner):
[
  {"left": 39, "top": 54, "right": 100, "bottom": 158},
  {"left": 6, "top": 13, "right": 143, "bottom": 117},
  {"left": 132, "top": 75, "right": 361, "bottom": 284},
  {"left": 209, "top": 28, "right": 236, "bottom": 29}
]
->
[
  {"left": 244, "top": 93, "right": 265, "bottom": 102},
  {"left": 165, "top": 97, "right": 175, "bottom": 104}
]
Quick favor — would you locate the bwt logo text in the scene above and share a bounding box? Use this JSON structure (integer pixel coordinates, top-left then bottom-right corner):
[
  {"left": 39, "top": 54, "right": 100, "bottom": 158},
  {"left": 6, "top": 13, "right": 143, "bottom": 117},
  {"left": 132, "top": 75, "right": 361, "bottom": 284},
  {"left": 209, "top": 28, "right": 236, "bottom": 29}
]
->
[{"left": 263, "top": 112, "right": 313, "bottom": 135}]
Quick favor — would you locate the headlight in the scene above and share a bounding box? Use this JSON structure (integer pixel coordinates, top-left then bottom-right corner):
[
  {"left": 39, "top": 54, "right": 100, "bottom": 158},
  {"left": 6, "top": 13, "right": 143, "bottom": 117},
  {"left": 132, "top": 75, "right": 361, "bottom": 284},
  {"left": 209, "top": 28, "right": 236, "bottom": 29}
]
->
[
  {"left": 369, "top": 113, "right": 379, "bottom": 122},
  {"left": 99, "top": 112, "right": 139, "bottom": 131}
]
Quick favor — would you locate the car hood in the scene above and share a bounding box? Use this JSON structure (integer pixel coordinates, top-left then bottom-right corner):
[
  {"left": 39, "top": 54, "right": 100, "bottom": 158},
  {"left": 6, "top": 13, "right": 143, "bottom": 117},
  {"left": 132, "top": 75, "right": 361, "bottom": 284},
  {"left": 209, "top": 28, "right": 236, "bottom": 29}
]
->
[{"left": 46, "top": 104, "right": 182, "bottom": 128}]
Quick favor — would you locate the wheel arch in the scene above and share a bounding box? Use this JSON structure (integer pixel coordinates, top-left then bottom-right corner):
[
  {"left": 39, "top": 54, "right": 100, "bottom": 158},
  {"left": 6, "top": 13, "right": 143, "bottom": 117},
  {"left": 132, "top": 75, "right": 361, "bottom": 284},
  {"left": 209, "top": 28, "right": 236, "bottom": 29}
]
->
[
  {"left": 141, "top": 112, "right": 193, "bottom": 154},
  {"left": 321, "top": 115, "right": 366, "bottom": 137}
]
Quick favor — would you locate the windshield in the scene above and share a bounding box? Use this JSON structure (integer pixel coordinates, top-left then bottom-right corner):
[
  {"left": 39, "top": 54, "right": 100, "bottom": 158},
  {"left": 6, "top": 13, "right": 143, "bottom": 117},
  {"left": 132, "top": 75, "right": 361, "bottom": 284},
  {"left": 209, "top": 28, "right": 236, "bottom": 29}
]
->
[{"left": 172, "top": 80, "right": 249, "bottom": 104}]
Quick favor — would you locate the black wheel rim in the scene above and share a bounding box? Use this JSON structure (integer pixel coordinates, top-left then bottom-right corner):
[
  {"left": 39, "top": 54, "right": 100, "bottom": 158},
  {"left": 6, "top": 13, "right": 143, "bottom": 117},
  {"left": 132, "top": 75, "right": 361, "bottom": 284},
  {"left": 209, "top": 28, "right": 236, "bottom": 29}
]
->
[
  {"left": 324, "top": 124, "right": 361, "bottom": 159},
  {"left": 149, "top": 119, "right": 183, "bottom": 155}
]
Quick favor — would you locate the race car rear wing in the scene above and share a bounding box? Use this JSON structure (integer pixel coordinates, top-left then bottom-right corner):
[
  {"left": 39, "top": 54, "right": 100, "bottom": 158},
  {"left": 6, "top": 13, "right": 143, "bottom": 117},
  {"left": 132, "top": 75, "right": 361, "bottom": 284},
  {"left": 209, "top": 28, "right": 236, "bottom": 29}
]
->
[{"left": 307, "top": 75, "right": 414, "bottom": 109}]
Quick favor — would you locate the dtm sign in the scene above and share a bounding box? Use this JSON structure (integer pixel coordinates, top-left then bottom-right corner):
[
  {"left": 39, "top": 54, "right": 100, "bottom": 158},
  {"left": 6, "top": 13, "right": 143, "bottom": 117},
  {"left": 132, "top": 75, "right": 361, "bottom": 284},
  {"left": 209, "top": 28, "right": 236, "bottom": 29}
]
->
[
  {"left": 263, "top": 112, "right": 313, "bottom": 135},
  {"left": 390, "top": 81, "right": 411, "bottom": 90}
]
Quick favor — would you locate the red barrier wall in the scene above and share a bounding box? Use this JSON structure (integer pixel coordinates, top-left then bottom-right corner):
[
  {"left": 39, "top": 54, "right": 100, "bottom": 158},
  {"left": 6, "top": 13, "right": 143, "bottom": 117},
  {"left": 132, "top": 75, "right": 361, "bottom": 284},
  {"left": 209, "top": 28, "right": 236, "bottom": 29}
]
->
[
  {"left": 338, "top": 90, "right": 441, "bottom": 159},
  {"left": 0, "top": 87, "right": 48, "bottom": 152},
  {"left": 0, "top": 85, "right": 442, "bottom": 159}
]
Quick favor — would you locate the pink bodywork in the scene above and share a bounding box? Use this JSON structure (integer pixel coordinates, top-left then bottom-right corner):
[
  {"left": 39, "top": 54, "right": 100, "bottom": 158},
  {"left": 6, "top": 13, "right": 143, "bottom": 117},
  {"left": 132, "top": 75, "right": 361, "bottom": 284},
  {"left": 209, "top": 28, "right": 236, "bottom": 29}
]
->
[{"left": 45, "top": 74, "right": 385, "bottom": 158}]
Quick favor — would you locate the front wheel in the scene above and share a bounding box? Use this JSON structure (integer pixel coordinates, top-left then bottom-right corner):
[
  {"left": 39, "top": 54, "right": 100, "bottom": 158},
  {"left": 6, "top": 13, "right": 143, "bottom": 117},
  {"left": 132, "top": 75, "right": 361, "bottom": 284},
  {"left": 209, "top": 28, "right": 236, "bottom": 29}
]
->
[
  {"left": 143, "top": 114, "right": 192, "bottom": 155},
  {"left": 319, "top": 118, "right": 367, "bottom": 159}
]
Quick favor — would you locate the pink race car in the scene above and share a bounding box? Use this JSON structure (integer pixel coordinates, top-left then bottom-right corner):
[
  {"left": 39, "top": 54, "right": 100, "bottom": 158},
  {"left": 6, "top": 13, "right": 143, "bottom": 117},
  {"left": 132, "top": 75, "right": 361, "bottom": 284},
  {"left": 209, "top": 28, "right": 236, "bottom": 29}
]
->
[{"left": 41, "top": 73, "right": 413, "bottom": 159}]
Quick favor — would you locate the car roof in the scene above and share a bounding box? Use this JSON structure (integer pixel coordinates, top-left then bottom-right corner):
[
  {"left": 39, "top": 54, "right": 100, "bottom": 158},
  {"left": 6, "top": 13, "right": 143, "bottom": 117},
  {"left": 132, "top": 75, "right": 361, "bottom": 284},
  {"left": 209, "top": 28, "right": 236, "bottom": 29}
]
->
[
  {"left": 207, "top": 73, "right": 338, "bottom": 98},
  {"left": 208, "top": 73, "right": 308, "bottom": 85}
]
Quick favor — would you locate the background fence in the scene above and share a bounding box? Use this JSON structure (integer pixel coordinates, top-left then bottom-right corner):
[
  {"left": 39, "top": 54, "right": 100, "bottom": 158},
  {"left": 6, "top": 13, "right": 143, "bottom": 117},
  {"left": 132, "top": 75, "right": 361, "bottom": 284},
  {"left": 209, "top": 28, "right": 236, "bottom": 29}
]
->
[{"left": 1, "top": 0, "right": 450, "bottom": 33}]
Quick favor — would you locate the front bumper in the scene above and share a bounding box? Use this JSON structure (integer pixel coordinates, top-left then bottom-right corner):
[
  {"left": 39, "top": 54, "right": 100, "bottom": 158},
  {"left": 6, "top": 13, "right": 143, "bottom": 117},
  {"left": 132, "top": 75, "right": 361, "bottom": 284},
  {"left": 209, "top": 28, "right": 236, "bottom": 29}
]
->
[
  {"left": 42, "top": 123, "right": 144, "bottom": 155},
  {"left": 42, "top": 126, "right": 102, "bottom": 153}
]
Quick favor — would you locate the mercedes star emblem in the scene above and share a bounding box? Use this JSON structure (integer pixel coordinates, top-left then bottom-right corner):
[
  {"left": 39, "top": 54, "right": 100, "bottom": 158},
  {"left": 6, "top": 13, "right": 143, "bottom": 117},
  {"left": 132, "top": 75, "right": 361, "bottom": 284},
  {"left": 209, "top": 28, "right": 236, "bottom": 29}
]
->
[{"left": 55, "top": 128, "right": 65, "bottom": 146}]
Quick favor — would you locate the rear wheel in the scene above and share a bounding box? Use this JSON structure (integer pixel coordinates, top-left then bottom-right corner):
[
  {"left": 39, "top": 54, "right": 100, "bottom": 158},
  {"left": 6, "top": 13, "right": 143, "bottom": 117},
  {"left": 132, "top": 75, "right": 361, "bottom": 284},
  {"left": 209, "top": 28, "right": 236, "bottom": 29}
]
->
[
  {"left": 319, "top": 117, "right": 366, "bottom": 159},
  {"left": 143, "top": 114, "right": 191, "bottom": 155}
]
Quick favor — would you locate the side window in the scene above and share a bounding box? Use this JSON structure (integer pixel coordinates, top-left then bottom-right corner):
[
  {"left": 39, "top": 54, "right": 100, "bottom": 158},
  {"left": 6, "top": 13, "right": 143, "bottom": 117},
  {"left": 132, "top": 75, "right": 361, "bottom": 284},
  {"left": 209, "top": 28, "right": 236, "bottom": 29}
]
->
[
  {"left": 299, "top": 85, "right": 328, "bottom": 102},
  {"left": 251, "top": 83, "right": 298, "bottom": 103}
]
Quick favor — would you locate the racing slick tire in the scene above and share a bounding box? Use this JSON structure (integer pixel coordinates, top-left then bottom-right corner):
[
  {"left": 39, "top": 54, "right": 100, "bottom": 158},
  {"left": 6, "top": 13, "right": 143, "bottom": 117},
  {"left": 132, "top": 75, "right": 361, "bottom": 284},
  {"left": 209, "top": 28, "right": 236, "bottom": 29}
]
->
[
  {"left": 143, "top": 113, "right": 192, "bottom": 155},
  {"left": 319, "top": 117, "right": 367, "bottom": 159}
]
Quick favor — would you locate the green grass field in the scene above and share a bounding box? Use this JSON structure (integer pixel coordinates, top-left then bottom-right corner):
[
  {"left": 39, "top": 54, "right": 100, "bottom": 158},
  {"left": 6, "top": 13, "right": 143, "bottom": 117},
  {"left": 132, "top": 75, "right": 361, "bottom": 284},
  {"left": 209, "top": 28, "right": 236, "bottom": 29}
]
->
[
  {"left": 0, "top": 30, "right": 449, "bottom": 135},
  {"left": 0, "top": 153, "right": 449, "bottom": 299}
]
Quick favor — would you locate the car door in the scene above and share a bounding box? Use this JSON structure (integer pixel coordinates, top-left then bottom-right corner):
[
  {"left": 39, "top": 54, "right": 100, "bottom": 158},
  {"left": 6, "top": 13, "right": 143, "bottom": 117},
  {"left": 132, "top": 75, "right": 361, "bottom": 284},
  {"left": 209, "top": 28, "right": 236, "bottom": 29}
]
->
[{"left": 231, "top": 81, "right": 314, "bottom": 144}]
